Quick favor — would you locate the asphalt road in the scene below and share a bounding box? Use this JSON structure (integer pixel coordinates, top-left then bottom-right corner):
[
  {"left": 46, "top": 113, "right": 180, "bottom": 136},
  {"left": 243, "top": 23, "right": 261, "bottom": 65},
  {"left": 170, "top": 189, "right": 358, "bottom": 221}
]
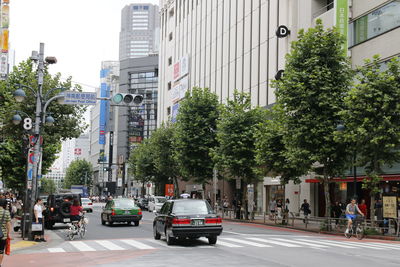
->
[{"left": 5, "top": 203, "right": 400, "bottom": 267}]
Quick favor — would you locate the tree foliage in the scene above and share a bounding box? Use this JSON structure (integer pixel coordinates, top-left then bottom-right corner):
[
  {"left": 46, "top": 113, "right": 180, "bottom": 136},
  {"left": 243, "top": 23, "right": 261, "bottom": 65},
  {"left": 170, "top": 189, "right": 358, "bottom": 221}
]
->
[
  {"left": 273, "top": 20, "right": 353, "bottom": 216},
  {"left": 340, "top": 56, "right": 400, "bottom": 219},
  {"left": 255, "top": 106, "right": 307, "bottom": 184},
  {"left": 40, "top": 178, "right": 56, "bottom": 194},
  {"left": 174, "top": 87, "right": 219, "bottom": 184},
  {"left": 64, "top": 159, "right": 93, "bottom": 188},
  {"left": 213, "top": 91, "right": 263, "bottom": 184},
  {"left": 0, "top": 60, "right": 87, "bottom": 190},
  {"left": 150, "top": 124, "right": 180, "bottom": 196}
]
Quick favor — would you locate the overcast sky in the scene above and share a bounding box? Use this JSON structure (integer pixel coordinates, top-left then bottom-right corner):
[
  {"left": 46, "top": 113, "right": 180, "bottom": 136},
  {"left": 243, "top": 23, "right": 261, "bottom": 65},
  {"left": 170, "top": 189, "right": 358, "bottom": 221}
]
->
[{"left": 10, "top": 0, "right": 159, "bottom": 92}]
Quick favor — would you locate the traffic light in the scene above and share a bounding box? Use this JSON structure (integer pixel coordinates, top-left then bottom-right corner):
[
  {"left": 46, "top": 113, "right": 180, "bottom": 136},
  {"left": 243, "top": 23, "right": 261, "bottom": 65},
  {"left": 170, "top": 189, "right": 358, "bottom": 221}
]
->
[{"left": 111, "top": 93, "right": 143, "bottom": 105}]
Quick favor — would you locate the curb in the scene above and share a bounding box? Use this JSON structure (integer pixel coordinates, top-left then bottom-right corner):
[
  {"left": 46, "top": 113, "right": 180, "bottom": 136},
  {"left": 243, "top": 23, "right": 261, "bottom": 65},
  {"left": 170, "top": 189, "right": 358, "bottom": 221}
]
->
[{"left": 223, "top": 218, "right": 400, "bottom": 241}]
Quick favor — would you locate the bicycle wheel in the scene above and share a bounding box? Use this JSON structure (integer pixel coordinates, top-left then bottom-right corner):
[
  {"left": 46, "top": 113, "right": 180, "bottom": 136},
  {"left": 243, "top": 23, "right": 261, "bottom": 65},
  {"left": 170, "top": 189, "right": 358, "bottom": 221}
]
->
[
  {"left": 79, "top": 224, "right": 86, "bottom": 238},
  {"left": 355, "top": 226, "right": 364, "bottom": 240}
]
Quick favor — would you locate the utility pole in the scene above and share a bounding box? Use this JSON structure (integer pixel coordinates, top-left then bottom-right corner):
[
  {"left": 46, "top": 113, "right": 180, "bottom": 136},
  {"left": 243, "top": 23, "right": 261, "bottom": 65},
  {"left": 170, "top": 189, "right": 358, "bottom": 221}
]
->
[{"left": 28, "top": 43, "right": 45, "bottom": 239}]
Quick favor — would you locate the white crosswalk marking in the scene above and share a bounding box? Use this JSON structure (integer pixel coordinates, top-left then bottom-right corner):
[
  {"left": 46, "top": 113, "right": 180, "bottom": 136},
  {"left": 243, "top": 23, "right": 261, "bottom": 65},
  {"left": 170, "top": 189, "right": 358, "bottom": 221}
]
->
[
  {"left": 221, "top": 237, "right": 271, "bottom": 247},
  {"left": 295, "top": 239, "right": 358, "bottom": 249},
  {"left": 270, "top": 238, "right": 328, "bottom": 248},
  {"left": 356, "top": 242, "right": 400, "bottom": 250},
  {"left": 368, "top": 242, "right": 400, "bottom": 249},
  {"left": 246, "top": 238, "right": 301, "bottom": 247},
  {"left": 320, "top": 240, "right": 384, "bottom": 250},
  {"left": 48, "top": 248, "right": 66, "bottom": 253},
  {"left": 145, "top": 239, "right": 173, "bottom": 248},
  {"left": 216, "top": 240, "right": 243, "bottom": 248},
  {"left": 120, "top": 239, "right": 155, "bottom": 250},
  {"left": 70, "top": 241, "right": 96, "bottom": 252},
  {"left": 95, "top": 240, "right": 126, "bottom": 251}
]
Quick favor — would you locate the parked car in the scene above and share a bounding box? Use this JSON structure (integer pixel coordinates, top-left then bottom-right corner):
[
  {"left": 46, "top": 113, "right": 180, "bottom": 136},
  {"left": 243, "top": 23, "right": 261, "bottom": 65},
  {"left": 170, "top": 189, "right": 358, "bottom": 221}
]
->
[
  {"left": 43, "top": 193, "right": 81, "bottom": 229},
  {"left": 148, "top": 196, "right": 167, "bottom": 212},
  {"left": 101, "top": 198, "right": 142, "bottom": 226},
  {"left": 137, "top": 198, "right": 149, "bottom": 211},
  {"left": 153, "top": 199, "right": 223, "bottom": 245},
  {"left": 81, "top": 198, "right": 93, "bottom": 212}
]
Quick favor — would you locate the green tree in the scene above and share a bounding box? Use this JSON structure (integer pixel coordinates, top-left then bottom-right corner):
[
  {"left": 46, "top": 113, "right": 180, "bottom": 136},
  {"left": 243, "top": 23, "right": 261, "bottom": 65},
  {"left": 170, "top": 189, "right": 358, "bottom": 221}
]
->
[
  {"left": 213, "top": 91, "right": 264, "bottom": 219},
  {"left": 64, "top": 159, "right": 93, "bottom": 188},
  {"left": 274, "top": 20, "right": 353, "bottom": 217},
  {"left": 340, "top": 56, "right": 400, "bottom": 221},
  {"left": 128, "top": 140, "right": 158, "bottom": 196},
  {"left": 151, "top": 123, "right": 180, "bottom": 196},
  {"left": 40, "top": 178, "right": 56, "bottom": 194},
  {"left": 255, "top": 106, "right": 308, "bottom": 184},
  {"left": 174, "top": 87, "right": 220, "bottom": 185},
  {"left": 0, "top": 60, "right": 87, "bottom": 190}
]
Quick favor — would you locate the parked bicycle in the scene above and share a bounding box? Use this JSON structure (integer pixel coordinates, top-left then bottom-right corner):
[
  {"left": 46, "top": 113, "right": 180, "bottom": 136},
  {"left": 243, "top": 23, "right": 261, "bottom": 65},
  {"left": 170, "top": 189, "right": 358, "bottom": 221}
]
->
[
  {"left": 65, "top": 214, "right": 88, "bottom": 241},
  {"left": 344, "top": 215, "right": 364, "bottom": 240}
]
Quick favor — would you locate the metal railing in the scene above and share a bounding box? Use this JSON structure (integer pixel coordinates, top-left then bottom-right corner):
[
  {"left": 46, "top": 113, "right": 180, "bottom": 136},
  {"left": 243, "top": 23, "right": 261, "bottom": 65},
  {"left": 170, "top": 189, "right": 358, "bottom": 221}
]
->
[
  {"left": 218, "top": 208, "right": 400, "bottom": 237},
  {"left": 312, "top": 2, "right": 335, "bottom": 19}
]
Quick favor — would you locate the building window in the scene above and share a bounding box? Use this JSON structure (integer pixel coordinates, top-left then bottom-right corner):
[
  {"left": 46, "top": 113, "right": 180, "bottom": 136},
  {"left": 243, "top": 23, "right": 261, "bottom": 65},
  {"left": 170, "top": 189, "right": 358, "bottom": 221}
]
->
[
  {"left": 168, "top": 81, "right": 172, "bottom": 90},
  {"left": 169, "top": 32, "right": 173, "bottom": 41},
  {"left": 167, "top": 106, "right": 171, "bottom": 115},
  {"left": 168, "top": 57, "right": 173, "bottom": 66},
  {"left": 350, "top": 1, "right": 400, "bottom": 46}
]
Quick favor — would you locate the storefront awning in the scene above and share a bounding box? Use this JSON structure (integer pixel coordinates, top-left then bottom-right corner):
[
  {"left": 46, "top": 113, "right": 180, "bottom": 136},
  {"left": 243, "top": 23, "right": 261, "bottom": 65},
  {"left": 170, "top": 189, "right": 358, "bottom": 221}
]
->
[{"left": 305, "top": 174, "right": 400, "bottom": 183}]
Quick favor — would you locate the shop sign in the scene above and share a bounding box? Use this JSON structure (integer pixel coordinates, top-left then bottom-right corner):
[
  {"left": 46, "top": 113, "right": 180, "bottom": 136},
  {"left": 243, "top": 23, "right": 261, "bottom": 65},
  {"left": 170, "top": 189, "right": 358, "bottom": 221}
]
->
[
  {"left": 383, "top": 196, "right": 397, "bottom": 218},
  {"left": 263, "top": 177, "right": 281, "bottom": 185},
  {"left": 276, "top": 25, "right": 290, "bottom": 38}
]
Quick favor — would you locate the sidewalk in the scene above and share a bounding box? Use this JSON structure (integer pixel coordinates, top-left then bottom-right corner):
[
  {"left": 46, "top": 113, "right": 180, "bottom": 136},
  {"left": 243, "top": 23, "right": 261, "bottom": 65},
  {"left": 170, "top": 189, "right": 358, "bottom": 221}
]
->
[{"left": 221, "top": 213, "right": 400, "bottom": 241}]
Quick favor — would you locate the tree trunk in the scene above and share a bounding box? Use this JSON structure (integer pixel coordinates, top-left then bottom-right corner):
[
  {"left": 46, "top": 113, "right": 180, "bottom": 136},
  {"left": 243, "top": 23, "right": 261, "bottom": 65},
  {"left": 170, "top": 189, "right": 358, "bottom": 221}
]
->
[
  {"left": 370, "top": 194, "right": 375, "bottom": 225},
  {"left": 242, "top": 181, "right": 249, "bottom": 220},
  {"left": 173, "top": 177, "right": 179, "bottom": 198},
  {"left": 323, "top": 176, "right": 331, "bottom": 218}
]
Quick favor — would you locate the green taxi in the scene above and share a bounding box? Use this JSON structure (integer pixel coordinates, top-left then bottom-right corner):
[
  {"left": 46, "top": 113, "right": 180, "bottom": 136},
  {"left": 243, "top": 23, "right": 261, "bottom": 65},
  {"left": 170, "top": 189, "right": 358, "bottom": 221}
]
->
[{"left": 101, "top": 198, "right": 142, "bottom": 226}]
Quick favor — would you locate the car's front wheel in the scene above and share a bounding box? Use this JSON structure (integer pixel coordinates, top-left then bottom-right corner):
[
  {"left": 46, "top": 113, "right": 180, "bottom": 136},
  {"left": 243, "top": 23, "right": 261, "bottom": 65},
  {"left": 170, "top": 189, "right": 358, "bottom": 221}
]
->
[
  {"left": 153, "top": 225, "right": 161, "bottom": 240},
  {"left": 208, "top": 236, "right": 217, "bottom": 245}
]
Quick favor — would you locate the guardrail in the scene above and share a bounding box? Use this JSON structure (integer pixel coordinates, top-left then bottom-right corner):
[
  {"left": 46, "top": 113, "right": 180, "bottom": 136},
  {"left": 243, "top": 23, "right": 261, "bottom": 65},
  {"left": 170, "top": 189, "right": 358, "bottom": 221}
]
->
[{"left": 218, "top": 208, "right": 400, "bottom": 237}]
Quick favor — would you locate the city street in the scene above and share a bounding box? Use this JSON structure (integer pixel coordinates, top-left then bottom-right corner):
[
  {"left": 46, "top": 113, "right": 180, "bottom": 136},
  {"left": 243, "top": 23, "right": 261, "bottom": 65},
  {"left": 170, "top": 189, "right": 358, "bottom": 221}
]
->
[{"left": 4, "top": 203, "right": 400, "bottom": 267}]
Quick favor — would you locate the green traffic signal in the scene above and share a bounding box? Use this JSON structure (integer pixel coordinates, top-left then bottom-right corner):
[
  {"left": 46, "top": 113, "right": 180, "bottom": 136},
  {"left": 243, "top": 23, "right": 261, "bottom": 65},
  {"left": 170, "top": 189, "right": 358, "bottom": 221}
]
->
[{"left": 112, "top": 93, "right": 124, "bottom": 104}]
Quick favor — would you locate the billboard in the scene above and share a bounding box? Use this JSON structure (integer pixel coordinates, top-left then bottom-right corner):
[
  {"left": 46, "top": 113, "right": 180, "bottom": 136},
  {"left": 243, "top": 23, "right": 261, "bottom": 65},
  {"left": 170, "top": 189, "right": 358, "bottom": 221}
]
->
[
  {"left": 335, "top": 0, "right": 348, "bottom": 52},
  {"left": 1, "top": 5, "right": 9, "bottom": 29}
]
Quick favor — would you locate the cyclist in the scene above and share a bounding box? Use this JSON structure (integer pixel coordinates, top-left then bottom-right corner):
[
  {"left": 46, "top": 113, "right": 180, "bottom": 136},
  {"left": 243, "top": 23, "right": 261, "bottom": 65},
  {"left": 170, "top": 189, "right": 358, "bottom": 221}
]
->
[
  {"left": 70, "top": 198, "right": 84, "bottom": 228},
  {"left": 345, "top": 198, "right": 364, "bottom": 234}
]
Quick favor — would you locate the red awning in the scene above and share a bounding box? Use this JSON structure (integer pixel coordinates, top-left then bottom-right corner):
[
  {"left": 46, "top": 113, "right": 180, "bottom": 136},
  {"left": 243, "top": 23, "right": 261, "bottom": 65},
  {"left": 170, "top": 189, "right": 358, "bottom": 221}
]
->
[{"left": 305, "top": 174, "right": 400, "bottom": 183}]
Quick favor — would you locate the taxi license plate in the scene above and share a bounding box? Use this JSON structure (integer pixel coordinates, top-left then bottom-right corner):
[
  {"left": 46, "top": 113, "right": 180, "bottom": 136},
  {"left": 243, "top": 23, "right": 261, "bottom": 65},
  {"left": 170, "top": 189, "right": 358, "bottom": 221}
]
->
[
  {"left": 125, "top": 211, "right": 131, "bottom": 214},
  {"left": 191, "top": 219, "right": 204, "bottom": 226},
  {"left": 63, "top": 218, "right": 70, "bottom": 223}
]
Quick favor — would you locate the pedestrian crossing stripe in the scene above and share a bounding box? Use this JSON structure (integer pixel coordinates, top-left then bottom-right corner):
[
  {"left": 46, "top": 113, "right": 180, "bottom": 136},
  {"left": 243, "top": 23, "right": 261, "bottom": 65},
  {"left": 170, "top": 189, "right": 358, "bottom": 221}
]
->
[{"left": 46, "top": 237, "right": 400, "bottom": 253}]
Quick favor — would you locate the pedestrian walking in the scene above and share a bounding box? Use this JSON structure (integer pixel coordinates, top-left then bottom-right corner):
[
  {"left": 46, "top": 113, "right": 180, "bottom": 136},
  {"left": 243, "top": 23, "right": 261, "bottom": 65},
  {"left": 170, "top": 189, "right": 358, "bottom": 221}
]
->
[
  {"left": 33, "top": 198, "right": 46, "bottom": 242},
  {"left": 276, "top": 199, "right": 283, "bottom": 219},
  {"left": 300, "top": 199, "right": 311, "bottom": 223},
  {"left": 268, "top": 198, "right": 277, "bottom": 220},
  {"left": 331, "top": 201, "right": 342, "bottom": 227},
  {"left": 0, "top": 198, "right": 11, "bottom": 266}
]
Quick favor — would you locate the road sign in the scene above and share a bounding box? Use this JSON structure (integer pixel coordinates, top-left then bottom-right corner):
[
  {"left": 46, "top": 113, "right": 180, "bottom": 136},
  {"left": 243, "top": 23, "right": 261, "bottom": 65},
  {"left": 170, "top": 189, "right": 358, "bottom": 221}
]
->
[{"left": 63, "top": 91, "right": 97, "bottom": 105}]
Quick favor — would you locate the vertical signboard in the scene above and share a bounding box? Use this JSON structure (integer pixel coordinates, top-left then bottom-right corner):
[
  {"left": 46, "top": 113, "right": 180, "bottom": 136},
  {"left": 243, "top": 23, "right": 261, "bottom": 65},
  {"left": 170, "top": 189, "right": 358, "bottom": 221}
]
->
[
  {"left": 383, "top": 196, "right": 397, "bottom": 218},
  {"left": 1, "top": 5, "right": 9, "bottom": 28},
  {"left": 335, "top": 0, "right": 348, "bottom": 52},
  {"left": 165, "top": 184, "right": 174, "bottom": 197},
  {"left": 171, "top": 103, "right": 180, "bottom": 123},
  {"left": 98, "top": 68, "right": 109, "bottom": 145},
  {"left": 0, "top": 0, "right": 9, "bottom": 80}
]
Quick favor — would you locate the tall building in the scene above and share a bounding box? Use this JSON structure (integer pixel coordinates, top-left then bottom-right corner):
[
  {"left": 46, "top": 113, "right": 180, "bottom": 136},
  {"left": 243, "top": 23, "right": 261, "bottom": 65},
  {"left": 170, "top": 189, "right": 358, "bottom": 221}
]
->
[
  {"left": 119, "top": 3, "right": 160, "bottom": 60},
  {"left": 157, "top": 0, "right": 400, "bottom": 216},
  {"left": 118, "top": 55, "right": 159, "bottom": 196},
  {"left": 89, "top": 61, "right": 119, "bottom": 195}
]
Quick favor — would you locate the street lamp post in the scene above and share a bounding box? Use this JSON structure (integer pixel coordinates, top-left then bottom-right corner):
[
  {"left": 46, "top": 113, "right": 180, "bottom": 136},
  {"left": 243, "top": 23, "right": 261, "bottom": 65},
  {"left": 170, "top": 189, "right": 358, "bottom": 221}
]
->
[
  {"left": 12, "top": 43, "right": 62, "bottom": 240},
  {"left": 336, "top": 123, "right": 357, "bottom": 199}
]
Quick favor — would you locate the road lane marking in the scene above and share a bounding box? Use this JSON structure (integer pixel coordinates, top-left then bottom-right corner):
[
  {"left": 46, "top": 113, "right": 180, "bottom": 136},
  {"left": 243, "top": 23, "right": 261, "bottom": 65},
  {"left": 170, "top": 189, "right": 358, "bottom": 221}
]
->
[
  {"left": 321, "top": 240, "right": 384, "bottom": 250},
  {"left": 246, "top": 238, "right": 301, "bottom": 247},
  {"left": 145, "top": 239, "right": 174, "bottom": 248},
  {"left": 295, "top": 239, "right": 358, "bottom": 249},
  {"left": 120, "top": 239, "right": 155, "bottom": 250},
  {"left": 48, "top": 248, "right": 66, "bottom": 253},
  {"left": 95, "top": 240, "right": 126, "bottom": 251},
  {"left": 223, "top": 231, "right": 247, "bottom": 236},
  {"left": 70, "top": 241, "right": 96, "bottom": 251},
  {"left": 216, "top": 240, "right": 243, "bottom": 248},
  {"left": 270, "top": 238, "right": 328, "bottom": 248},
  {"left": 221, "top": 237, "right": 271, "bottom": 247}
]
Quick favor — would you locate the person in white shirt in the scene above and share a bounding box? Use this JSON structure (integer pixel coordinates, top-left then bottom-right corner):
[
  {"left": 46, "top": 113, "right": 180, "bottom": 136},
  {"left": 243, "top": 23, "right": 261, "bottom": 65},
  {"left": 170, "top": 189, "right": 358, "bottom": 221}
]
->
[{"left": 33, "top": 198, "right": 45, "bottom": 242}]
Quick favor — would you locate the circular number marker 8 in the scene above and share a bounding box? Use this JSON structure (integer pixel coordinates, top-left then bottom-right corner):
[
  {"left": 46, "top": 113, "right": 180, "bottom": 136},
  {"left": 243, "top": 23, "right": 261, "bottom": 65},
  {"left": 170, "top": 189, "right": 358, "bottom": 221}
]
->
[{"left": 23, "top": 118, "right": 33, "bottom": 130}]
